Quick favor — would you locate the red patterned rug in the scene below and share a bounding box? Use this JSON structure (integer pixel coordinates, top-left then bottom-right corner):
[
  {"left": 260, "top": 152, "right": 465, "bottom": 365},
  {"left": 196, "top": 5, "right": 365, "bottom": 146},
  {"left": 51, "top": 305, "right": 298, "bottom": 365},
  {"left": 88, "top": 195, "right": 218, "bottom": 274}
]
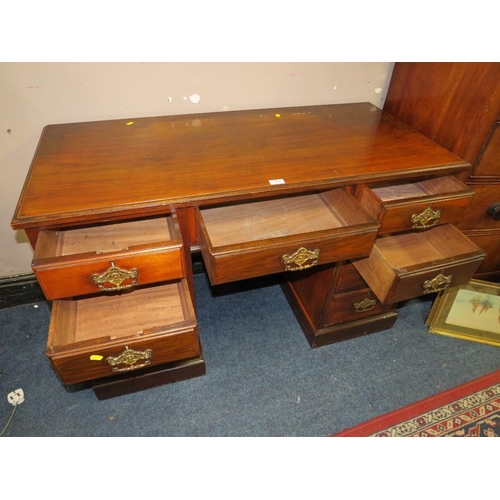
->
[{"left": 333, "top": 369, "right": 500, "bottom": 437}]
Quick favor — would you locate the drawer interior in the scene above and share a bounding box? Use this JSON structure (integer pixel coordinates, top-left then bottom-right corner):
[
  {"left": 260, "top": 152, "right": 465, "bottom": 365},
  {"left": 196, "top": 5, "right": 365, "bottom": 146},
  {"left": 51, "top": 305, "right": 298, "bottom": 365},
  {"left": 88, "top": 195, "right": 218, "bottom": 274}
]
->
[
  {"left": 37, "top": 216, "right": 176, "bottom": 258},
  {"left": 368, "top": 176, "right": 469, "bottom": 203},
  {"left": 374, "top": 224, "right": 481, "bottom": 268},
  {"left": 352, "top": 224, "right": 486, "bottom": 303},
  {"left": 49, "top": 281, "right": 195, "bottom": 350},
  {"left": 199, "top": 190, "right": 370, "bottom": 249}
]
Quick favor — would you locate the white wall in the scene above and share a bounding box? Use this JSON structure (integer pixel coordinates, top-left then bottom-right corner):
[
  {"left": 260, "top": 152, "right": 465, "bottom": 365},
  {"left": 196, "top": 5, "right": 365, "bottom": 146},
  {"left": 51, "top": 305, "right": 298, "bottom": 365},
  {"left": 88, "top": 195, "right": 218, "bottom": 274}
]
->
[{"left": 0, "top": 62, "right": 394, "bottom": 277}]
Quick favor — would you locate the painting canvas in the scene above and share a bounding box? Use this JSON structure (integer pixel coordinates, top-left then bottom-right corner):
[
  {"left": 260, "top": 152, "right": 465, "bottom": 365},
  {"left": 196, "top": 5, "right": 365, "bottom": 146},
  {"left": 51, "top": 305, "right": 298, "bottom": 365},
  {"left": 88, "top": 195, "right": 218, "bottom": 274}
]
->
[{"left": 426, "top": 279, "right": 500, "bottom": 347}]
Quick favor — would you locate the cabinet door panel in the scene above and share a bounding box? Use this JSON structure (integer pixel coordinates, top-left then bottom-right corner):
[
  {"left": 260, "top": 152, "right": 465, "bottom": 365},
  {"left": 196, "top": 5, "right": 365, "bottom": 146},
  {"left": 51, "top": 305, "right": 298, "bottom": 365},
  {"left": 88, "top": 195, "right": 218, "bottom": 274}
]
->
[
  {"left": 472, "top": 123, "right": 500, "bottom": 177},
  {"left": 456, "top": 184, "right": 500, "bottom": 230}
]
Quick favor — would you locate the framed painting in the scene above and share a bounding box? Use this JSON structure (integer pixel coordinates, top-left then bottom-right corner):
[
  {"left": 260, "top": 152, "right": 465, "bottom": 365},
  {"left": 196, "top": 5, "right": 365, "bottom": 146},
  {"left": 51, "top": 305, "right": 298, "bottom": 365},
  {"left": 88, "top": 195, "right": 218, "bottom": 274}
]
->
[{"left": 426, "top": 279, "right": 500, "bottom": 347}]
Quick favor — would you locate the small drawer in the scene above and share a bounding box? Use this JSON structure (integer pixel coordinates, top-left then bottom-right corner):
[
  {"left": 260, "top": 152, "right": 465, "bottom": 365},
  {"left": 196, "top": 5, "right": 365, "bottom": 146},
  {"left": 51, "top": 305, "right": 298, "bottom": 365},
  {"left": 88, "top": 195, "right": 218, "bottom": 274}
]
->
[
  {"left": 358, "top": 176, "right": 474, "bottom": 235},
  {"left": 32, "top": 216, "right": 185, "bottom": 300},
  {"left": 196, "top": 189, "right": 380, "bottom": 285},
  {"left": 46, "top": 280, "right": 199, "bottom": 385},
  {"left": 325, "top": 288, "right": 394, "bottom": 326},
  {"left": 352, "top": 224, "right": 486, "bottom": 304}
]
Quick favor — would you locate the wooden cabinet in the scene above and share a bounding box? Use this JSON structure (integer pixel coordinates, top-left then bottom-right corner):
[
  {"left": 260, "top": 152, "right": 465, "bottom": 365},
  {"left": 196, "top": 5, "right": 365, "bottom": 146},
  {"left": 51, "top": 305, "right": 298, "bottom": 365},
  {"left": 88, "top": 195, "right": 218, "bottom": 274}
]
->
[
  {"left": 384, "top": 62, "right": 500, "bottom": 282},
  {"left": 11, "top": 102, "right": 486, "bottom": 396}
]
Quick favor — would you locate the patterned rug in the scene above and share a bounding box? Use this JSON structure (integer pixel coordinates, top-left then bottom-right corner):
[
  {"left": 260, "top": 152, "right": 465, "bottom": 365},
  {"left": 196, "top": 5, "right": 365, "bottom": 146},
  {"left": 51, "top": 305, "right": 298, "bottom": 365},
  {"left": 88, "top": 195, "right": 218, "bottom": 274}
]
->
[{"left": 333, "top": 369, "right": 500, "bottom": 437}]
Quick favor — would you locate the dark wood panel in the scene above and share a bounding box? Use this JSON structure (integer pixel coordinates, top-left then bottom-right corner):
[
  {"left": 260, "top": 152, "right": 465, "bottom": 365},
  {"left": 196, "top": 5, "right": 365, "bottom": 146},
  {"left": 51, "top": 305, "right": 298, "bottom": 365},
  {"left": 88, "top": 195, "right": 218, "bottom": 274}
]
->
[
  {"left": 385, "top": 62, "right": 500, "bottom": 166},
  {"left": 455, "top": 183, "right": 500, "bottom": 230},
  {"left": 473, "top": 122, "right": 500, "bottom": 177}
]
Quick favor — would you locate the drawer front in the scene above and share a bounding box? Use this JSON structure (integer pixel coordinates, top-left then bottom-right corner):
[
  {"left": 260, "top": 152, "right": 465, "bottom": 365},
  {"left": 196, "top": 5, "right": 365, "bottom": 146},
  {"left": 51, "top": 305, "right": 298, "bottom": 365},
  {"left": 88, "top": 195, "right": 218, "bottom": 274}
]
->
[
  {"left": 197, "top": 189, "right": 379, "bottom": 285},
  {"left": 325, "top": 288, "right": 393, "bottom": 326},
  {"left": 46, "top": 280, "right": 199, "bottom": 385},
  {"left": 35, "top": 248, "right": 184, "bottom": 300},
  {"left": 33, "top": 216, "right": 185, "bottom": 300},
  {"left": 385, "top": 258, "right": 485, "bottom": 304},
  {"left": 49, "top": 327, "right": 199, "bottom": 385},
  {"left": 472, "top": 122, "right": 500, "bottom": 177},
  {"left": 358, "top": 176, "right": 474, "bottom": 235},
  {"left": 455, "top": 183, "right": 500, "bottom": 230},
  {"left": 352, "top": 224, "right": 486, "bottom": 304}
]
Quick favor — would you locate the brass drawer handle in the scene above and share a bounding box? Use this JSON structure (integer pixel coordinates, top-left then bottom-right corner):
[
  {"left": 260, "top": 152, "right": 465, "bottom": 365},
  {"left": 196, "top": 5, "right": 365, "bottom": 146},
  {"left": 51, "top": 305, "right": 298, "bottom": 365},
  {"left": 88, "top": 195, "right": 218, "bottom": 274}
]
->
[
  {"left": 411, "top": 206, "right": 441, "bottom": 229},
  {"left": 354, "top": 298, "right": 377, "bottom": 313},
  {"left": 422, "top": 272, "right": 452, "bottom": 294},
  {"left": 92, "top": 261, "right": 138, "bottom": 291},
  {"left": 106, "top": 346, "right": 153, "bottom": 373},
  {"left": 282, "top": 247, "right": 320, "bottom": 271}
]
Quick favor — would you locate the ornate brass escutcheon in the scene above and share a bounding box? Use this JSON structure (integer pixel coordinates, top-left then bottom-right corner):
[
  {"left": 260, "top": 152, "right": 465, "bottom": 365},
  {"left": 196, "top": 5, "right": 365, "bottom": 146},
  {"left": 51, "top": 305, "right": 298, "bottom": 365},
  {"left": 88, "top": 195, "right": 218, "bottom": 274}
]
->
[
  {"left": 106, "top": 346, "right": 153, "bottom": 373},
  {"left": 353, "top": 298, "right": 377, "bottom": 313},
  {"left": 410, "top": 206, "right": 441, "bottom": 229},
  {"left": 282, "top": 247, "right": 320, "bottom": 271},
  {"left": 92, "top": 261, "right": 138, "bottom": 291},
  {"left": 422, "top": 272, "right": 453, "bottom": 294}
]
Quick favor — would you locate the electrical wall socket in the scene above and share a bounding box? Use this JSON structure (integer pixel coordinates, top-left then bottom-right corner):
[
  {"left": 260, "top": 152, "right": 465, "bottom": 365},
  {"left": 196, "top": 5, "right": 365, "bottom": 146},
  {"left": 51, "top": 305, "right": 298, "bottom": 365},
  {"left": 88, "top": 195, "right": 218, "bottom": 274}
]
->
[{"left": 7, "top": 389, "right": 24, "bottom": 406}]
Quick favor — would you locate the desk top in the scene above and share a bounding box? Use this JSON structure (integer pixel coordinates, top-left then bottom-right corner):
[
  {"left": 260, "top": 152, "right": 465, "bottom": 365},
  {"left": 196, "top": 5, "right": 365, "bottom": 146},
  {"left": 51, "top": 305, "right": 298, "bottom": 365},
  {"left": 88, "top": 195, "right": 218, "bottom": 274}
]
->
[{"left": 12, "top": 102, "right": 467, "bottom": 229}]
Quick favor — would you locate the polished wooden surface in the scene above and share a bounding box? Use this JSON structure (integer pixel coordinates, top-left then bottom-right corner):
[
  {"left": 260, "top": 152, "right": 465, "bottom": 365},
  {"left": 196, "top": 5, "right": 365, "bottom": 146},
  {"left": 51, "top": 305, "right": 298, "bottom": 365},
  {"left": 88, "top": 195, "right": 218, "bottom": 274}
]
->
[{"left": 12, "top": 102, "right": 468, "bottom": 230}]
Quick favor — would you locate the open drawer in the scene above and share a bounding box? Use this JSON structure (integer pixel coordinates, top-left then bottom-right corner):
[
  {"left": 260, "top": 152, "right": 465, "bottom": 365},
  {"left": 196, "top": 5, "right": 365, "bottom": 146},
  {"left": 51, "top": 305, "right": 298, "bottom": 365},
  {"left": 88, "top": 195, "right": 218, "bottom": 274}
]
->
[
  {"left": 46, "top": 280, "right": 200, "bottom": 385},
  {"left": 32, "top": 215, "right": 185, "bottom": 300},
  {"left": 196, "top": 189, "right": 380, "bottom": 285},
  {"left": 351, "top": 224, "right": 486, "bottom": 304},
  {"left": 357, "top": 176, "right": 474, "bottom": 235}
]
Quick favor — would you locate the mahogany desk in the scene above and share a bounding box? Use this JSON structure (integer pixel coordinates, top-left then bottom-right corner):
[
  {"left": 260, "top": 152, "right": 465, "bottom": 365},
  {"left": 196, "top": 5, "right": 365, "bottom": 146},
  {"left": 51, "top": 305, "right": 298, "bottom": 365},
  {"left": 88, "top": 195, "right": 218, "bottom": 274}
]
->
[{"left": 11, "top": 102, "right": 485, "bottom": 399}]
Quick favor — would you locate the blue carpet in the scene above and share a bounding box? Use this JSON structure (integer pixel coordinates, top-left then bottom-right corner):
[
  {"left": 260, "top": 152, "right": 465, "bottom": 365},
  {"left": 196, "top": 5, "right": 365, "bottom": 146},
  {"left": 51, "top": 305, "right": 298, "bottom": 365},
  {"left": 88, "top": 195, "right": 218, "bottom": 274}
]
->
[{"left": 1, "top": 272, "right": 500, "bottom": 437}]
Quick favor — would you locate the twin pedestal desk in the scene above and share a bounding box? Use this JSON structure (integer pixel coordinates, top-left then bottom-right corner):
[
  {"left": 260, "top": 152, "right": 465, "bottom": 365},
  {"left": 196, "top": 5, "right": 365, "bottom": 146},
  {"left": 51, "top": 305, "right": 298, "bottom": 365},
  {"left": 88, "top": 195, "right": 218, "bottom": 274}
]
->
[{"left": 11, "top": 102, "right": 486, "bottom": 399}]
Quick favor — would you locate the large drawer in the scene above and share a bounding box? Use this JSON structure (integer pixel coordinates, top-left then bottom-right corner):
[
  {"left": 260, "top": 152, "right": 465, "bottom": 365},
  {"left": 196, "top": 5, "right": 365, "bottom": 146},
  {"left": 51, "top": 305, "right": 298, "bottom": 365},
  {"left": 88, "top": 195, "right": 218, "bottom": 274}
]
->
[
  {"left": 196, "top": 189, "right": 380, "bottom": 285},
  {"left": 32, "top": 216, "right": 185, "bottom": 300},
  {"left": 46, "top": 280, "right": 199, "bottom": 385},
  {"left": 352, "top": 224, "right": 486, "bottom": 304},
  {"left": 357, "top": 176, "right": 474, "bottom": 235}
]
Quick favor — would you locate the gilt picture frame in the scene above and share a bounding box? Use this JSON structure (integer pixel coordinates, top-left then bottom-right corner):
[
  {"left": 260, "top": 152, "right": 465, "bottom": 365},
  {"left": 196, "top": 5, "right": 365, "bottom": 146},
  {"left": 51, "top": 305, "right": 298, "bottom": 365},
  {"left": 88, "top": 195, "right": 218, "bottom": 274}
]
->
[{"left": 426, "top": 279, "right": 500, "bottom": 347}]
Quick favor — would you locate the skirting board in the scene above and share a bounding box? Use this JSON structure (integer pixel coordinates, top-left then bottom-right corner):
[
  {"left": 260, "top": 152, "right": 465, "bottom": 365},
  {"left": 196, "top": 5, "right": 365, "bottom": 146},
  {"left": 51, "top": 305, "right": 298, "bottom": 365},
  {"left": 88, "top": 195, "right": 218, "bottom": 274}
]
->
[{"left": 0, "top": 273, "right": 46, "bottom": 309}]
